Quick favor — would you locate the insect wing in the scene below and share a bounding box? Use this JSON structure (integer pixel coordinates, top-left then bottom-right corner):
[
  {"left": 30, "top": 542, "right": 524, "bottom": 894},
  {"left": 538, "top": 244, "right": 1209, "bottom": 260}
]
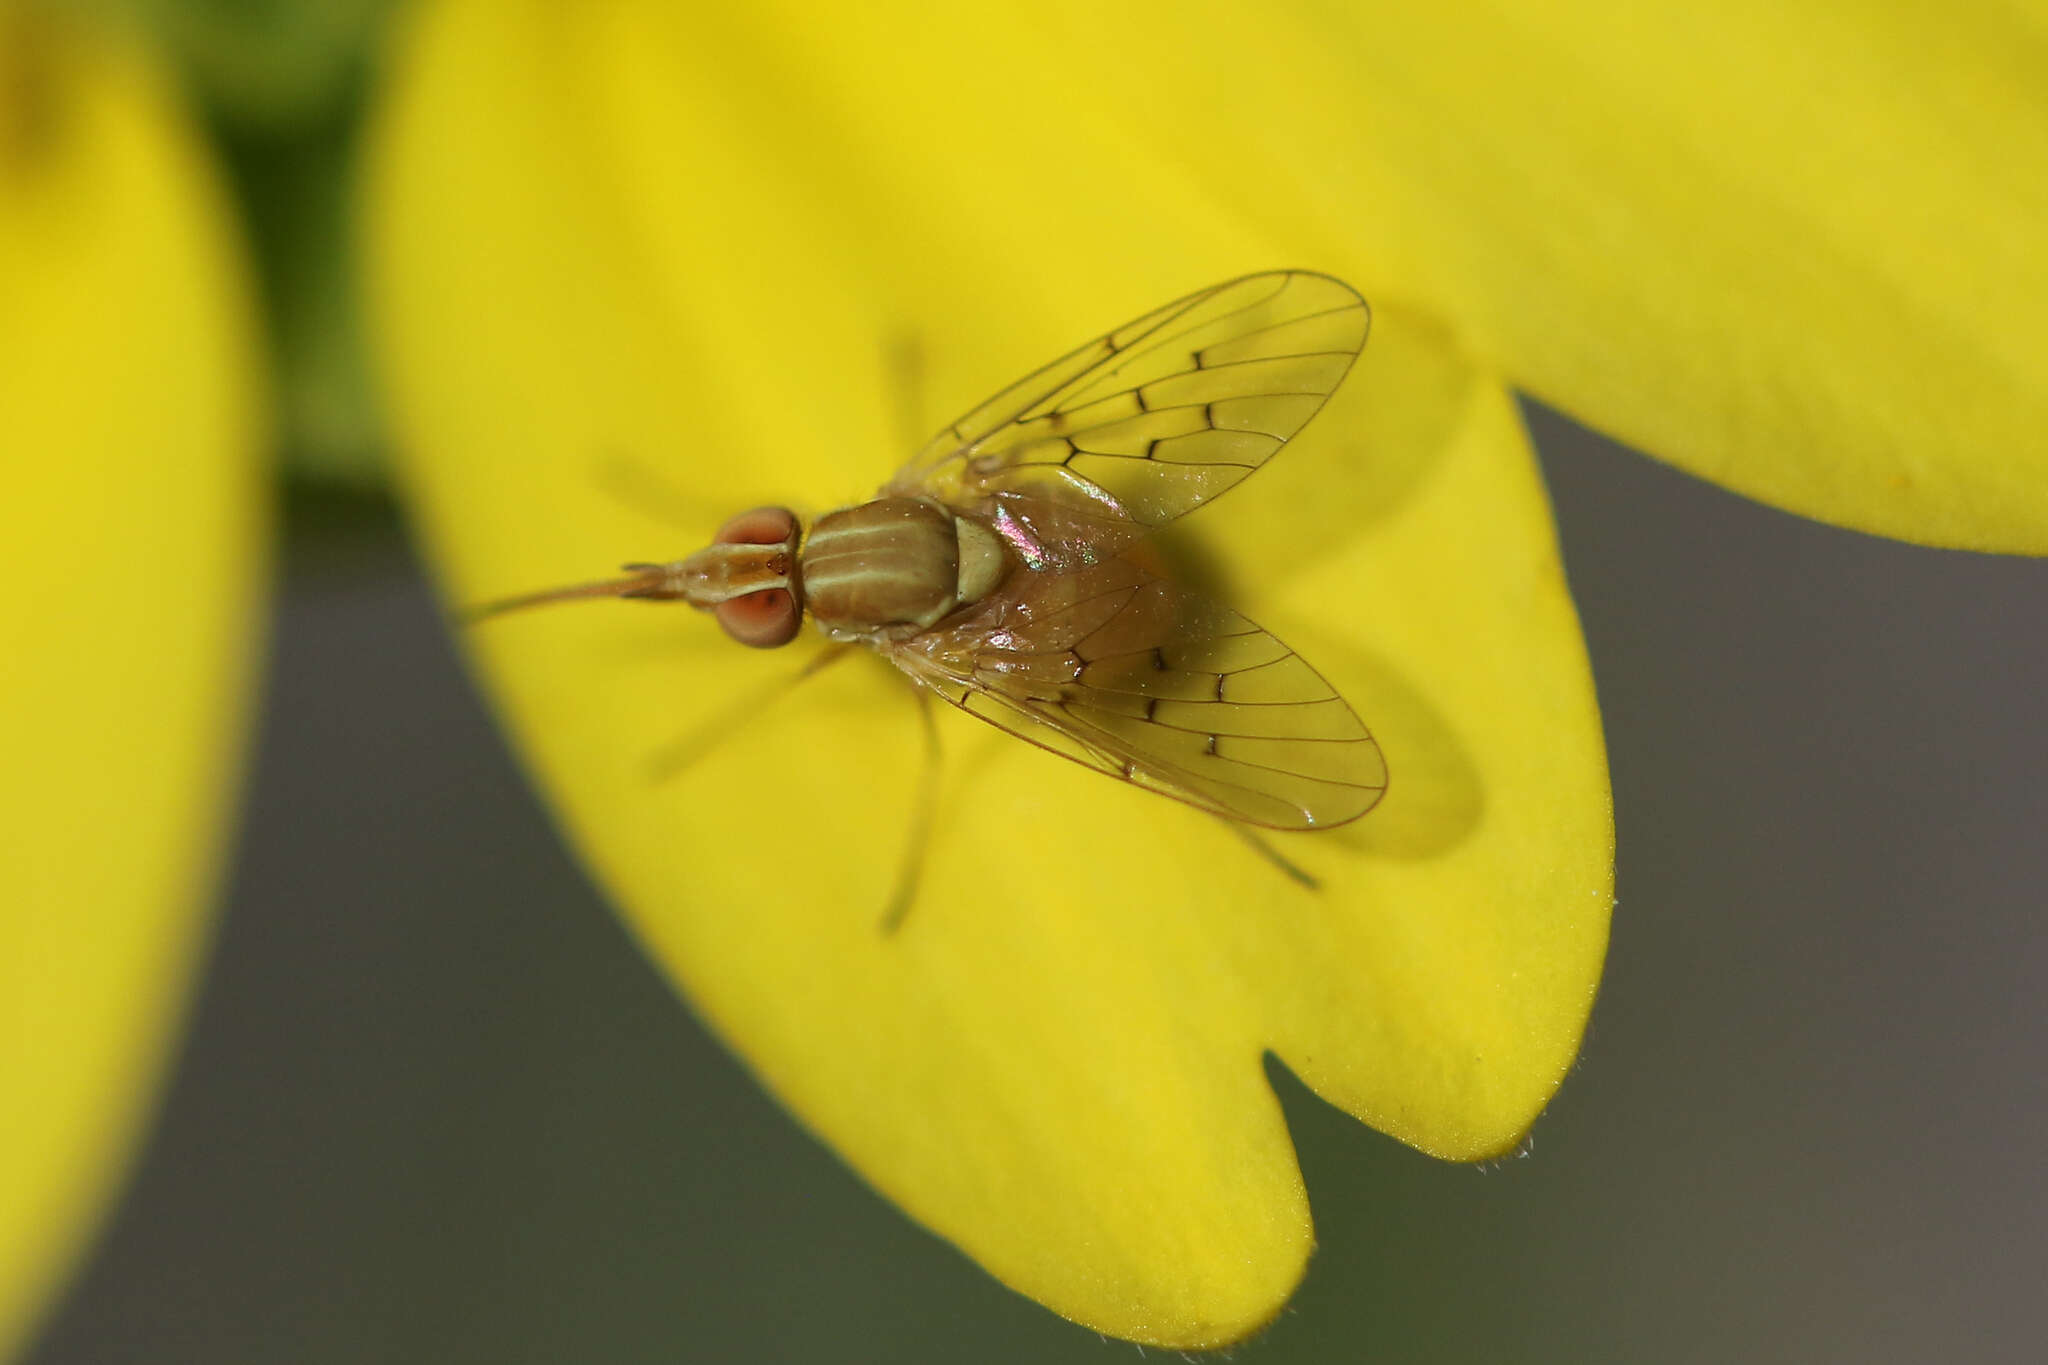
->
[
  {"left": 887, "top": 553, "right": 1387, "bottom": 830},
  {"left": 888, "top": 271, "right": 1369, "bottom": 570}
]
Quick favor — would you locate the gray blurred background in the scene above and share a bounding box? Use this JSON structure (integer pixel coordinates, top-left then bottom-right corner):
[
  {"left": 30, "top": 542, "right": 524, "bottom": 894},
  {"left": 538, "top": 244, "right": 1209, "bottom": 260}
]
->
[{"left": 26, "top": 404, "right": 2048, "bottom": 1364}]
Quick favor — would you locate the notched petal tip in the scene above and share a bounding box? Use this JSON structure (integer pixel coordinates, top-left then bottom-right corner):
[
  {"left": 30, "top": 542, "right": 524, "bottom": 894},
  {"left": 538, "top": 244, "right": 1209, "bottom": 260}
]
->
[{"left": 368, "top": 0, "right": 1612, "bottom": 1344}]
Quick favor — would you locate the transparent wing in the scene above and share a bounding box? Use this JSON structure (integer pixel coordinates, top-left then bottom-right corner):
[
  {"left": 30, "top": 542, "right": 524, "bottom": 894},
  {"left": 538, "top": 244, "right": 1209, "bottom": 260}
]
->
[
  {"left": 885, "top": 553, "right": 1386, "bottom": 830},
  {"left": 887, "top": 271, "right": 1369, "bottom": 570}
]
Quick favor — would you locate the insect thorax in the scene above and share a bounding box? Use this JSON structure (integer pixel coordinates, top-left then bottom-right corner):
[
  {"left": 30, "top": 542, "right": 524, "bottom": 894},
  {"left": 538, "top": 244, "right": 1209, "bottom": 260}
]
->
[{"left": 801, "top": 497, "right": 1009, "bottom": 639}]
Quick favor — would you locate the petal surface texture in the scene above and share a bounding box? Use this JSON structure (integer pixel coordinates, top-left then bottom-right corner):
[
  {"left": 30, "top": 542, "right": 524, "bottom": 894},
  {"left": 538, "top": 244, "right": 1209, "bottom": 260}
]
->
[
  {"left": 1053, "top": 0, "right": 2048, "bottom": 552},
  {"left": 367, "top": 0, "right": 1611, "bottom": 1346},
  {"left": 0, "top": 16, "right": 265, "bottom": 1359}
]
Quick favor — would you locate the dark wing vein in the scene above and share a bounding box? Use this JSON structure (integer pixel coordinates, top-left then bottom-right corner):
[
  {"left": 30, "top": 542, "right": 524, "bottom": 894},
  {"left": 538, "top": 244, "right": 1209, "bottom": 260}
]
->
[
  {"left": 886, "top": 271, "right": 1369, "bottom": 570},
  {"left": 886, "top": 554, "right": 1386, "bottom": 830}
]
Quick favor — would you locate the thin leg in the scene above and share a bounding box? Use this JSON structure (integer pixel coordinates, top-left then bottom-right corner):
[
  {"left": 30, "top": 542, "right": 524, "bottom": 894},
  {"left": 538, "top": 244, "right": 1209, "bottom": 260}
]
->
[
  {"left": 879, "top": 687, "right": 944, "bottom": 935},
  {"left": 596, "top": 452, "right": 729, "bottom": 532},
  {"left": 644, "top": 645, "right": 853, "bottom": 783},
  {"left": 885, "top": 330, "right": 927, "bottom": 454},
  {"left": 1225, "top": 820, "right": 1320, "bottom": 892}
]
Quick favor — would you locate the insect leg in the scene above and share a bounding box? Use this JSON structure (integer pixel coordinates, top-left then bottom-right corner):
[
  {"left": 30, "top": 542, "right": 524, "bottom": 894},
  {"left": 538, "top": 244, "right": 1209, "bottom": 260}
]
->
[
  {"left": 643, "top": 645, "right": 854, "bottom": 783},
  {"left": 594, "top": 452, "right": 729, "bottom": 532},
  {"left": 878, "top": 686, "right": 943, "bottom": 936},
  {"left": 885, "top": 330, "right": 927, "bottom": 456},
  {"left": 1224, "top": 820, "right": 1321, "bottom": 893}
]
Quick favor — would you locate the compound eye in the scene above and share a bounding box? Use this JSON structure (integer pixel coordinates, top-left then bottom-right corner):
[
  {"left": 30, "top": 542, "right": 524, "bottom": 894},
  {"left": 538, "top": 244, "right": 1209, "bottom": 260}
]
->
[
  {"left": 715, "top": 590, "right": 800, "bottom": 648},
  {"left": 707, "top": 506, "right": 801, "bottom": 647},
  {"left": 714, "top": 506, "right": 799, "bottom": 547}
]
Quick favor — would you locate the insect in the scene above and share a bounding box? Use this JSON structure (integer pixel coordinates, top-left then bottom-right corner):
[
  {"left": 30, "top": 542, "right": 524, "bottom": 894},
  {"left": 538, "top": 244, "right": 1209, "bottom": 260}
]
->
[{"left": 474, "top": 271, "right": 1388, "bottom": 922}]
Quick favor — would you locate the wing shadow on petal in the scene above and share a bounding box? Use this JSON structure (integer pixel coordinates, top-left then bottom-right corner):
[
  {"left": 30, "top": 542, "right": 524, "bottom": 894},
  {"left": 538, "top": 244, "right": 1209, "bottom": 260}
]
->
[
  {"left": 1162, "top": 303, "right": 1477, "bottom": 607},
  {"left": 1269, "top": 625, "right": 1484, "bottom": 863},
  {"left": 1144, "top": 303, "right": 1489, "bottom": 863},
  {"left": 928, "top": 609, "right": 1482, "bottom": 870}
]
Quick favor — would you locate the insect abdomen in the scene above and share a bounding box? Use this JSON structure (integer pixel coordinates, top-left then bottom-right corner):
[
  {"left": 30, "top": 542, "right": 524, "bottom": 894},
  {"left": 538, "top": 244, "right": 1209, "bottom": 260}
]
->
[{"left": 803, "top": 497, "right": 1004, "bottom": 637}]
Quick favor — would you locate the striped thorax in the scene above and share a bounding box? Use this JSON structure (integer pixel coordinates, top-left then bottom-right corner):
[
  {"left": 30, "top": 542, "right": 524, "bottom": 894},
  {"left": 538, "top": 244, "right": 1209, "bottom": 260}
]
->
[{"left": 802, "top": 497, "right": 1009, "bottom": 640}]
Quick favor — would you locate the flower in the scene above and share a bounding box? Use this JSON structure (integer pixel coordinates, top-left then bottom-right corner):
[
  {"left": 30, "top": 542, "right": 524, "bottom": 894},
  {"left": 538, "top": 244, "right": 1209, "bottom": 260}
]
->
[
  {"left": 361, "top": 0, "right": 2047, "bottom": 1347},
  {"left": 0, "top": 11, "right": 266, "bottom": 1359},
  {"left": 362, "top": 1, "right": 1602, "bottom": 1348},
  {"left": 11, "top": 0, "right": 2045, "bottom": 1353}
]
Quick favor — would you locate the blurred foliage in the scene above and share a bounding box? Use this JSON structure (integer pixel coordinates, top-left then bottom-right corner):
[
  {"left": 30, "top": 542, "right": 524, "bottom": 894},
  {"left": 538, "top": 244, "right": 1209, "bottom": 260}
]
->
[
  {"left": 133, "top": 0, "right": 387, "bottom": 127},
  {"left": 136, "top": 0, "right": 395, "bottom": 486}
]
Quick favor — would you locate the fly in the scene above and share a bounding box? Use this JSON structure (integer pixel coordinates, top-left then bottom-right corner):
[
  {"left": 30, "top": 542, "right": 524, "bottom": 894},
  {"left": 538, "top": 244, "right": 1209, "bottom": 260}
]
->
[{"left": 472, "top": 271, "right": 1389, "bottom": 925}]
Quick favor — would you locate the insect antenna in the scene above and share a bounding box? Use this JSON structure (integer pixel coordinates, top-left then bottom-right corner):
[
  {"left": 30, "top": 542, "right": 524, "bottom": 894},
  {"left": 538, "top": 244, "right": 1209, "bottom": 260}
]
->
[{"left": 461, "top": 564, "right": 683, "bottom": 625}]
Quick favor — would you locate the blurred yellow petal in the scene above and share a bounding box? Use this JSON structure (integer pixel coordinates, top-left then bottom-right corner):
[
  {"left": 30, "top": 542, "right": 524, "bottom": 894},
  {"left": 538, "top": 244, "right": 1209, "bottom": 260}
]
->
[
  {"left": 1047, "top": 0, "right": 2048, "bottom": 553},
  {"left": 0, "top": 14, "right": 265, "bottom": 1358},
  {"left": 367, "top": 0, "right": 1609, "bottom": 1347}
]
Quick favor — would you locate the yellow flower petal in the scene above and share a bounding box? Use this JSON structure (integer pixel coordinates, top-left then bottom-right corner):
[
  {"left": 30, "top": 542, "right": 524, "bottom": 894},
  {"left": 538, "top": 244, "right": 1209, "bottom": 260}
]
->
[
  {"left": 1039, "top": 0, "right": 2048, "bottom": 553},
  {"left": 0, "top": 16, "right": 265, "bottom": 1357},
  {"left": 366, "top": 0, "right": 1608, "bottom": 1346}
]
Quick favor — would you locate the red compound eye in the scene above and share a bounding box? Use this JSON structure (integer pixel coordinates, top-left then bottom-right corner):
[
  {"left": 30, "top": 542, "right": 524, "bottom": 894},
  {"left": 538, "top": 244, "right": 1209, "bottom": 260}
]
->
[
  {"left": 714, "top": 506, "right": 798, "bottom": 547},
  {"left": 709, "top": 507, "right": 801, "bottom": 647},
  {"left": 715, "top": 590, "right": 800, "bottom": 648}
]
